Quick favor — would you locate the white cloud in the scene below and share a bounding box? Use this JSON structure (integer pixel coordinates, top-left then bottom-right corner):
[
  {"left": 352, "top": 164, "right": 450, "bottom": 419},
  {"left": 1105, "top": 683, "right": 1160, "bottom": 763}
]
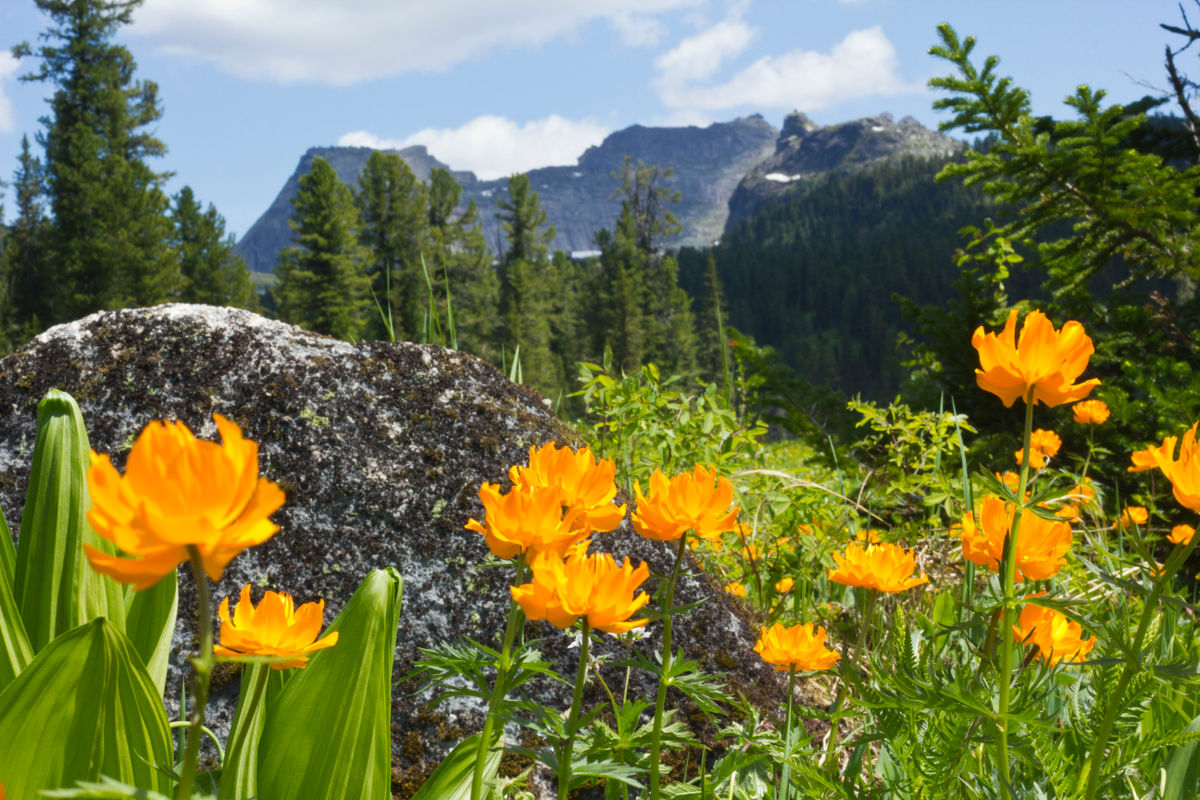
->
[
  {"left": 131, "top": 0, "right": 697, "bottom": 85},
  {"left": 654, "top": 17, "right": 754, "bottom": 89},
  {"left": 608, "top": 11, "right": 666, "bottom": 47},
  {"left": 0, "top": 52, "right": 19, "bottom": 133},
  {"left": 655, "top": 26, "right": 923, "bottom": 112},
  {"left": 338, "top": 114, "right": 611, "bottom": 179}
]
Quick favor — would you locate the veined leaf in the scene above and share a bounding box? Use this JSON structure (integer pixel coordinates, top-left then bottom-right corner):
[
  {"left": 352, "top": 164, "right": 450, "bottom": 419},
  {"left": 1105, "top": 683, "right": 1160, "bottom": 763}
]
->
[
  {"left": 409, "top": 730, "right": 504, "bottom": 800},
  {"left": 1164, "top": 714, "right": 1200, "bottom": 800},
  {"left": 0, "top": 505, "right": 14, "bottom": 588},
  {"left": 123, "top": 571, "right": 178, "bottom": 696},
  {"left": 218, "top": 662, "right": 283, "bottom": 800},
  {"left": 257, "top": 567, "right": 403, "bottom": 800},
  {"left": 0, "top": 618, "right": 173, "bottom": 796},
  {"left": 14, "top": 390, "right": 126, "bottom": 651},
  {"left": 0, "top": 494, "right": 33, "bottom": 691}
]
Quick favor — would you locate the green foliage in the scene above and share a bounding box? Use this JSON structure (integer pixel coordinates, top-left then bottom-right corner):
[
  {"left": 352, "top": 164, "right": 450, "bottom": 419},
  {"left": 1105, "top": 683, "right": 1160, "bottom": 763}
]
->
[
  {"left": 171, "top": 186, "right": 258, "bottom": 310},
  {"left": 0, "top": 134, "right": 51, "bottom": 347}
]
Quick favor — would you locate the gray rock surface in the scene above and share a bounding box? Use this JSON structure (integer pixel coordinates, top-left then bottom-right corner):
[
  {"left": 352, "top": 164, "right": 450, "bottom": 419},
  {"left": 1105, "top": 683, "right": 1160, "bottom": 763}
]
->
[
  {"left": 0, "top": 305, "right": 785, "bottom": 797},
  {"left": 235, "top": 116, "right": 778, "bottom": 272}
]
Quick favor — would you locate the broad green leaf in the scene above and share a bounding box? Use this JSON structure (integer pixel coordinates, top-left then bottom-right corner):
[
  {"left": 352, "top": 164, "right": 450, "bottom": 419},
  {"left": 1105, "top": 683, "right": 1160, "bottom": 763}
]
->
[
  {"left": 0, "top": 550, "right": 33, "bottom": 691},
  {"left": 14, "top": 390, "right": 126, "bottom": 651},
  {"left": 41, "top": 775, "right": 175, "bottom": 798},
  {"left": 257, "top": 568, "right": 403, "bottom": 800},
  {"left": 1164, "top": 714, "right": 1200, "bottom": 800},
  {"left": 410, "top": 731, "right": 503, "bottom": 800},
  {"left": 218, "top": 663, "right": 283, "bottom": 800},
  {"left": 123, "top": 571, "right": 177, "bottom": 696},
  {"left": 0, "top": 618, "right": 173, "bottom": 797},
  {"left": 0, "top": 504, "right": 14, "bottom": 588}
]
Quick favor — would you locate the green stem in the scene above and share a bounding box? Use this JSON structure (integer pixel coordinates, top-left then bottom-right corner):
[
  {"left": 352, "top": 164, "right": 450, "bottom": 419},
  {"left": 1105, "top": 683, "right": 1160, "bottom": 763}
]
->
[
  {"left": 779, "top": 667, "right": 796, "bottom": 800},
  {"left": 648, "top": 533, "right": 689, "bottom": 799},
  {"left": 822, "top": 588, "right": 874, "bottom": 777},
  {"left": 559, "top": 620, "right": 591, "bottom": 800},
  {"left": 471, "top": 559, "right": 529, "bottom": 800},
  {"left": 218, "top": 663, "right": 271, "bottom": 799},
  {"left": 176, "top": 548, "right": 214, "bottom": 800},
  {"left": 996, "top": 394, "right": 1035, "bottom": 800}
]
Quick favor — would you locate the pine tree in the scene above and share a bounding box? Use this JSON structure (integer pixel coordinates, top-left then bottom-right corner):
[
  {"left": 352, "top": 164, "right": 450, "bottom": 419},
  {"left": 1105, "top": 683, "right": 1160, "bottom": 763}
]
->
[
  {"left": 696, "top": 251, "right": 730, "bottom": 382},
  {"left": 274, "top": 157, "right": 371, "bottom": 341},
  {"left": 172, "top": 186, "right": 258, "bottom": 309},
  {"left": 1, "top": 135, "right": 51, "bottom": 344},
  {"left": 14, "top": 0, "right": 179, "bottom": 322},
  {"left": 591, "top": 213, "right": 645, "bottom": 372},
  {"left": 354, "top": 151, "right": 428, "bottom": 340}
]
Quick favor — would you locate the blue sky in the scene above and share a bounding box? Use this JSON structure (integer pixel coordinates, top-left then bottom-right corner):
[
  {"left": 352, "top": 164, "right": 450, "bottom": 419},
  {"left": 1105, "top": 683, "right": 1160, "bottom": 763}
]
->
[{"left": 0, "top": 0, "right": 1190, "bottom": 238}]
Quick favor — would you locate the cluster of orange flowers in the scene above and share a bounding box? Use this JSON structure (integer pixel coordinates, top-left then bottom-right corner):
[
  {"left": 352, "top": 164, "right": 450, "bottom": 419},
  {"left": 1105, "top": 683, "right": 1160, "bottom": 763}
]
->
[
  {"left": 1014, "top": 428, "right": 1061, "bottom": 469},
  {"left": 86, "top": 415, "right": 337, "bottom": 669},
  {"left": 958, "top": 496, "right": 1072, "bottom": 582}
]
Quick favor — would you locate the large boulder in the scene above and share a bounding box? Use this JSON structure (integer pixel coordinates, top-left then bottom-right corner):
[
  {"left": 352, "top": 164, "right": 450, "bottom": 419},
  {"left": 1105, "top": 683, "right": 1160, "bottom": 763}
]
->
[{"left": 0, "top": 305, "right": 785, "bottom": 796}]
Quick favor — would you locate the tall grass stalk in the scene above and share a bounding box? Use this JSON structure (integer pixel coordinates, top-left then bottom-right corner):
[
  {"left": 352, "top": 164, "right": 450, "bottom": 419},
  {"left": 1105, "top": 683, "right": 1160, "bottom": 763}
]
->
[
  {"left": 176, "top": 547, "right": 215, "bottom": 800},
  {"left": 648, "top": 534, "right": 690, "bottom": 800}
]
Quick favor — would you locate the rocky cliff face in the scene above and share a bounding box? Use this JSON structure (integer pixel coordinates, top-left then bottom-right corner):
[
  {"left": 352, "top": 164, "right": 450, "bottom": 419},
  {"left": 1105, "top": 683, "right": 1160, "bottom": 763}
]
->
[
  {"left": 235, "top": 116, "right": 778, "bottom": 272},
  {"left": 725, "top": 111, "right": 964, "bottom": 230},
  {"left": 0, "top": 305, "right": 786, "bottom": 797}
]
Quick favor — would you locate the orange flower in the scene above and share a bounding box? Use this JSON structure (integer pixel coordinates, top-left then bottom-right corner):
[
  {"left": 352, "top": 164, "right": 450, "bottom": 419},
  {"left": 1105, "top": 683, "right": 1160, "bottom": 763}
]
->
[
  {"left": 1015, "top": 428, "right": 1062, "bottom": 469},
  {"left": 754, "top": 622, "right": 841, "bottom": 672},
  {"left": 828, "top": 542, "right": 928, "bottom": 593},
  {"left": 510, "top": 543, "right": 650, "bottom": 634},
  {"left": 1072, "top": 399, "right": 1110, "bottom": 425},
  {"left": 508, "top": 442, "right": 626, "bottom": 534},
  {"left": 1168, "top": 524, "right": 1195, "bottom": 546},
  {"left": 959, "top": 496, "right": 1072, "bottom": 581},
  {"left": 724, "top": 581, "right": 747, "bottom": 597},
  {"left": 631, "top": 464, "right": 740, "bottom": 542},
  {"left": 972, "top": 308, "right": 1100, "bottom": 408},
  {"left": 1148, "top": 422, "right": 1200, "bottom": 512},
  {"left": 775, "top": 576, "right": 795, "bottom": 593},
  {"left": 1128, "top": 440, "right": 1170, "bottom": 473},
  {"left": 855, "top": 529, "right": 883, "bottom": 544},
  {"left": 85, "top": 415, "right": 285, "bottom": 590},
  {"left": 466, "top": 483, "right": 586, "bottom": 559},
  {"left": 214, "top": 584, "right": 339, "bottom": 669},
  {"left": 1116, "top": 506, "right": 1148, "bottom": 530},
  {"left": 1012, "top": 601, "right": 1096, "bottom": 666}
]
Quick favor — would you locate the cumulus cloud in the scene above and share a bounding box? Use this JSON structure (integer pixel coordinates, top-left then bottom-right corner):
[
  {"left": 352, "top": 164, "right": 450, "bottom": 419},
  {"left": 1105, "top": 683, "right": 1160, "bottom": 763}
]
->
[
  {"left": 654, "top": 17, "right": 754, "bottom": 90},
  {"left": 338, "top": 114, "right": 611, "bottom": 179},
  {"left": 656, "top": 25, "right": 923, "bottom": 112},
  {"left": 131, "top": 0, "right": 697, "bottom": 84},
  {"left": 0, "top": 52, "right": 19, "bottom": 133}
]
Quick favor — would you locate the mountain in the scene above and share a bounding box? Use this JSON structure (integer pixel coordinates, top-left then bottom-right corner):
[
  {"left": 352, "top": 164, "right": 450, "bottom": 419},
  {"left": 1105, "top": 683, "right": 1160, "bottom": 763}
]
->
[
  {"left": 725, "top": 111, "right": 964, "bottom": 230},
  {"left": 235, "top": 116, "right": 778, "bottom": 272}
]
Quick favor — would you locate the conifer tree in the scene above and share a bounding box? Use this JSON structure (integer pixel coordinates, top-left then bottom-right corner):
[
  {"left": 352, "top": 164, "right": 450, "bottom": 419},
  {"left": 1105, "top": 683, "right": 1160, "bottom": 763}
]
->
[
  {"left": 696, "top": 250, "right": 730, "bottom": 382},
  {"left": 354, "top": 151, "right": 428, "bottom": 340},
  {"left": 14, "top": 0, "right": 179, "bottom": 322},
  {"left": 1, "top": 135, "right": 51, "bottom": 344},
  {"left": 274, "top": 157, "right": 370, "bottom": 341},
  {"left": 591, "top": 213, "right": 646, "bottom": 372},
  {"left": 171, "top": 186, "right": 258, "bottom": 309}
]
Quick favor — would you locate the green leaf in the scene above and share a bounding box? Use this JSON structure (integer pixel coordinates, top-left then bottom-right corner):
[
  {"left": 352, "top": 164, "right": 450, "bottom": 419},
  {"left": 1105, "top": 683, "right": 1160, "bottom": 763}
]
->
[
  {"left": 40, "top": 775, "right": 176, "bottom": 798},
  {"left": 14, "top": 390, "right": 127, "bottom": 651},
  {"left": 0, "top": 505, "right": 14, "bottom": 589},
  {"left": 1163, "top": 714, "right": 1200, "bottom": 800},
  {"left": 123, "top": 571, "right": 177, "bottom": 696},
  {"left": 218, "top": 663, "right": 282, "bottom": 800},
  {"left": 410, "top": 730, "right": 503, "bottom": 800},
  {"left": 0, "top": 618, "right": 174, "bottom": 797},
  {"left": 0, "top": 548, "right": 33, "bottom": 691},
  {"left": 256, "top": 568, "right": 403, "bottom": 800}
]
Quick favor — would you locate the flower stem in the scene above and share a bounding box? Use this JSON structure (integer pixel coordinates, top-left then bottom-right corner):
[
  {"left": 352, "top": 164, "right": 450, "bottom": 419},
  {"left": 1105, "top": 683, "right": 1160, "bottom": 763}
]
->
[
  {"left": 471, "top": 558, "right": 529, "bottom": 800},
  {"left": 648, "top": 533, "right": 689, "bottom": 800},
  {"left": 176, "top": 547, "right": 214, "bottom": 800},
  {"left": 995, "top": 393, "right": 1035, "bottom": 800},
  {"left": 779, "top": 666, "right": 796, "bottom": 800},
  {"left": 822, "top": 588, "right": 874, "bottom": 777},
  {"left": 559, "top": 620, "right": 591, "bottom": 800}
]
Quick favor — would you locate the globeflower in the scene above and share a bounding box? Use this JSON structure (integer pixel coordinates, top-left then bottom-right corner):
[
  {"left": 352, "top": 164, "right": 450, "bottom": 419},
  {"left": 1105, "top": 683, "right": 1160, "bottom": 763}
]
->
[
  {"left": 631, "top": 464, "right": 740, "bottom": 542},
  {"left": 1116, "top": 506, "right": 1149, "bottom": 530},
  {"left": 754, "top": 622, "right": 840, "bottom": 672},
  {"left": 1168, "top": 524, "right": 1195, "bottom": 546},
  {"left": 1072, "top": 399, "right": 1110, "bottom": 425},
  {"left": 85, "top": 415, "right": 285, "bottom": 590},
  {"left": 1149, "top": 422, "right": 1200, "bottom": 513},
  {"left": 972, "top": 308, "right": 1100, "bottom": 407},
  {"left": 510, "top": 542, "right": 650, "bottom": 634},
  {"left": 508, "top": 442, "right": 626, "bottom": 535},
  {"left": 724, "top": 581, "right": 747, "bottom": 597},
  {"left": 214, "top": 584, "right": 339, "bottom": 669},
  {"left": 1128, "top": 439, "right": 1173, "bottom": 473},
  {"left": 1012, "top": 600, "right": 1096, "bottom": 666},
  {"left": 775, "top": 576, "right": 795, "bottom": 593},
  {"left": 466, "top": 483, "right": 586, "bottom": 559},
  {"left": 1015, "top": 428, "right": 1062, "bottom": 469},
  {"left": 959, "top": 496, "right": 1072, "bottom": 582},
  {"left": 829, "top": 542, "right": 928, "bottom": 593}
]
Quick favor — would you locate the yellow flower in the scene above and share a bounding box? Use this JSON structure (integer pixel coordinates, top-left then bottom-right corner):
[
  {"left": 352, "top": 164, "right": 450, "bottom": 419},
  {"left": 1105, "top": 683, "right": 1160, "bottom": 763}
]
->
[
  {"left": 466, "top": 483, "right": 586, "bottom": 559},
  {"left": 754, "top": 622, "right": 841, "bottom": 672},
  {"left": 214, "top": 584, "right": 339, "bottom": 669},
  {"left": 1116, "top": 506, "right": 1149, "bottom": 530},
  {"left": 741, "top": 543, "right": 762, "bottom": 560},
  {"left": 508, "top": 442, "right": 626, "bottom": 534},
  {"left": 1149, "top": 422, "right": 1200, "bottom": 513},
  {"left": 1015, "top": 428, "right": 1062, "bottom": 469},
  {"left": 631, "top": 464, "right": 740, "bottom": 542},
  {"left": 1168, "top": 524, "right": 1195, "bottom": 546},
  {"left": 775, "top": 576, "right": 795, "bottom": 594},
  {"left": 85, "top": 415, "right": 285, "bottom": 590},
  {"left": 511, "top": 543, "right": 650, "bottom": 634},
  {"left": 959, "top": 496, "right": 1072, "bottom": 582},
  {"left": 724, "top": 581, "right": 747, "bottom": 597},
  {"left": 972, "top": 308, "right": 1100, "bottom": 408},
  {"left": 855, "top": 529, "right": 883, "bottom": 544},
  {"left": 1072, "top": 399, "right": 1110, "bottom": 425},
  {"left": 828, "top": 542, "right": 929, "bottom": 593},
  {"left": 1012, "top": 601, "right": 1096, "bottom": 666}
]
